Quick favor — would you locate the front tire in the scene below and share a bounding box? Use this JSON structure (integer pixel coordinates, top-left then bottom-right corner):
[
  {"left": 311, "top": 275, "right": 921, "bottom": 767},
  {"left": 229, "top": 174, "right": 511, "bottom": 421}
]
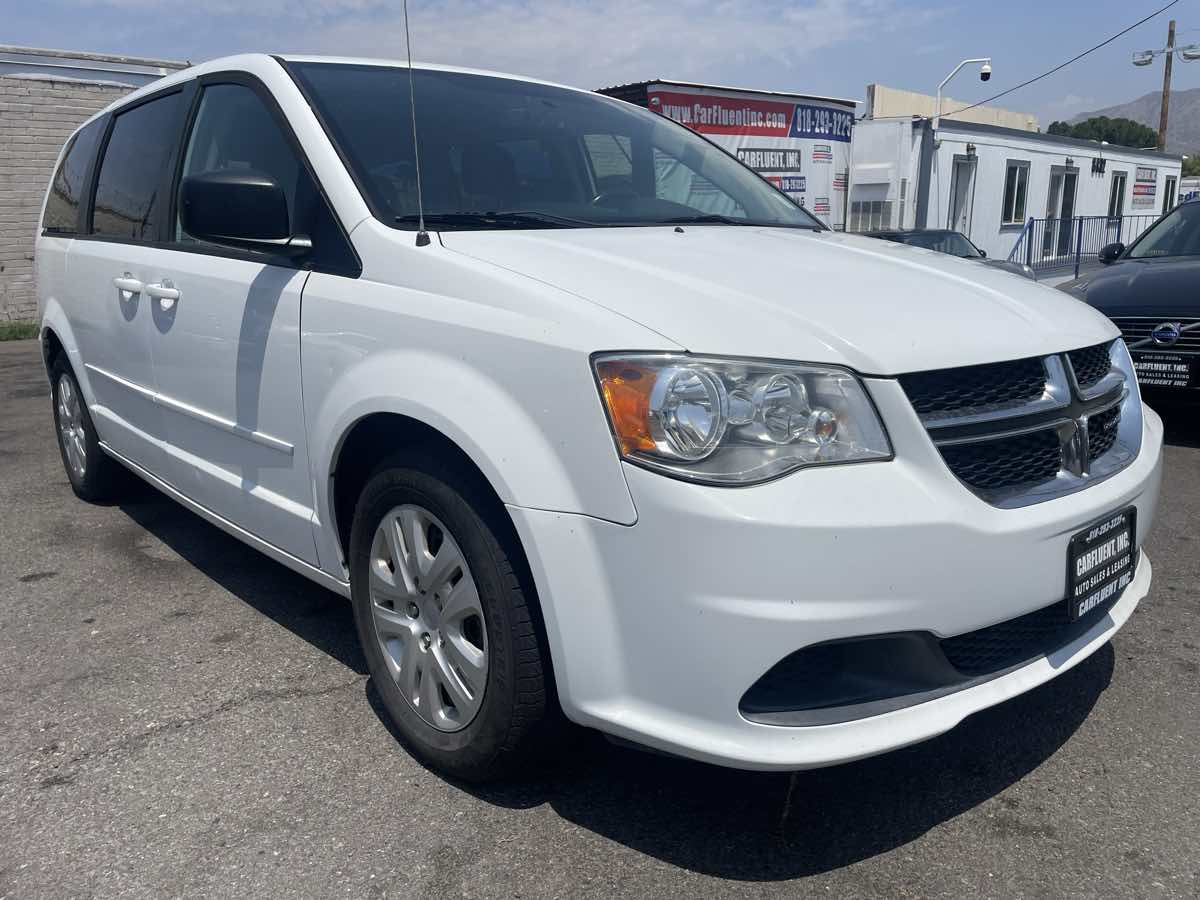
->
[
  {"left": 348, "top": 453, "right": 558, "bottom": 781},
  {"left": 50, "top": 357, "right": 126, "bottom": 502}
]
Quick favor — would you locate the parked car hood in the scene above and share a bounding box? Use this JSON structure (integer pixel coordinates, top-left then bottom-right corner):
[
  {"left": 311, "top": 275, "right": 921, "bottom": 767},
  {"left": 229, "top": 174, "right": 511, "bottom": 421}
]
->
[
  {"left": 442, "top": 226, "right": 1116, "bottom": 375},
  {"left": 1059, "top": 257, "right": 1200, "bottom": 318}
]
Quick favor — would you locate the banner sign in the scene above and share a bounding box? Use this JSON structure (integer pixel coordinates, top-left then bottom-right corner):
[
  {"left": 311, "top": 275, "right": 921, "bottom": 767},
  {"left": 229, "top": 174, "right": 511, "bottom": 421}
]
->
[
  {"left": 648, "top": 84, "right": 854, "bottom": 227},
  {"left": 791, "top": 107, "right": 853, "bottom": 142},
  {"left": 736, "top": 147, "right": 803, "bottom": 172},
  {"left": 1132, "top": 167, "right": 1157, "bottom": 208}
]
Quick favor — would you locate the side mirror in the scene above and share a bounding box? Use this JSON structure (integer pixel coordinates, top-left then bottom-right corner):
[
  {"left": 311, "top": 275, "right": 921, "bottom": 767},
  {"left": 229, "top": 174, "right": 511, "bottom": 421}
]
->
[
  {"left": 1098, "top": 242, "right": 1124, "bottom": 264},
  {"left": 180, "top": 170, "right": 310, "bottom": 257}
]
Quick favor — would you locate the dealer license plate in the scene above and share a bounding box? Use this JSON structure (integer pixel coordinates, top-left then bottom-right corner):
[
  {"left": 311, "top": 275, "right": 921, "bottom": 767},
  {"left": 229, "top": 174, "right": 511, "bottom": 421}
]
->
[
  {"left": 1131, "top": 351, "right": 1198, "bottom": 389},
  {"left": 1066, "top": 508, "right": 1137, "bottom": 621}
]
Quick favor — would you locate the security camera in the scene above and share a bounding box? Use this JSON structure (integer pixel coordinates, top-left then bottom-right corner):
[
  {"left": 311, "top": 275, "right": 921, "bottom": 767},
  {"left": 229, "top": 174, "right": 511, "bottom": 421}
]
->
[{"left": 980, "top": 63, "right": 992, "bottom": 82}]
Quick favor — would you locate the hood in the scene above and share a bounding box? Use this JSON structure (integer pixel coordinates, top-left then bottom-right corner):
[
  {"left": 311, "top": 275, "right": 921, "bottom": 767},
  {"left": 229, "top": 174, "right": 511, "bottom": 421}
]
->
[
  {"left": 980, "top": 258, "right": 1036, "bottom": 279},
  {"left": 1060, "top": 256, "right": 1200, "bottom": 319},
  {"left": 443, "top": 226, "right": 1115, "bottom": 375}
]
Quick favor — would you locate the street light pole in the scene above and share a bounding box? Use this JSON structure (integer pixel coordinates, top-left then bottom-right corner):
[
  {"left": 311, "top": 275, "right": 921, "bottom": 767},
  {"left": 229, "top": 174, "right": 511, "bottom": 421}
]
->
[{"left": 1158, "top": 19, "right": 1175, "bottom": 151}]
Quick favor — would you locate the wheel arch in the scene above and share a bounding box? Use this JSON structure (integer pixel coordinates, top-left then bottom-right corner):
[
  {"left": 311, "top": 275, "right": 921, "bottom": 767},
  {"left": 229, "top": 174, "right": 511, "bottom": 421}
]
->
[{"left": 328, "top": 411, "right": 513, "bottom": 569}]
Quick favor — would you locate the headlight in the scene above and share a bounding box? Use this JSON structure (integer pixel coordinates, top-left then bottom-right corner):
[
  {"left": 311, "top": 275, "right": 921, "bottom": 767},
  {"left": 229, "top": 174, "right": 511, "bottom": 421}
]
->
[{"left": 593, "top": 353, "right": 892, "bottom": 485}]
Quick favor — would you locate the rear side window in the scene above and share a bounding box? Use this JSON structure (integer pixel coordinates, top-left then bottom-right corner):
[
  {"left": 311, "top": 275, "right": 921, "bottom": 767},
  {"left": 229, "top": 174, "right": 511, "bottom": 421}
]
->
[
  {"left": 42, "top": 119, "right": 104, "bottom": 234},
  {"left": 92, "top": 92, "right": 185, "bottom": 240}
]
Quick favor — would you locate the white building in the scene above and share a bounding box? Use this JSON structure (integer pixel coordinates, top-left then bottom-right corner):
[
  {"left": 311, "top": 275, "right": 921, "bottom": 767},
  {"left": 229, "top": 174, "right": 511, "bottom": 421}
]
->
[{"left": 850, "top": 116, "right": 1183, "bottom": 268}]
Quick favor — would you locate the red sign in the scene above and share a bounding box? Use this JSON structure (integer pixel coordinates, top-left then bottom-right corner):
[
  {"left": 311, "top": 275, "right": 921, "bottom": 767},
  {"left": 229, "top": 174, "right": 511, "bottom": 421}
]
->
[{"left": 649, "top": 89, "right": 793, "bottom": 136}]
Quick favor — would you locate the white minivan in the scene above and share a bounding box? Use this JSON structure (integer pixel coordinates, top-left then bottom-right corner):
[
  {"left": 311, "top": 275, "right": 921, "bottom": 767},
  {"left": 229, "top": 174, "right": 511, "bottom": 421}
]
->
[{"left": 37, "top": 54, "right": 1162, "bottom": 781}]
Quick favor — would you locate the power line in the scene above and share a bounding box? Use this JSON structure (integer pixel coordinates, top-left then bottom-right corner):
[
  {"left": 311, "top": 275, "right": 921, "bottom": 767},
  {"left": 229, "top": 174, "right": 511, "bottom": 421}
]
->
[{"left": 940, "top": 0, "right": 1181, "bottom": 120}]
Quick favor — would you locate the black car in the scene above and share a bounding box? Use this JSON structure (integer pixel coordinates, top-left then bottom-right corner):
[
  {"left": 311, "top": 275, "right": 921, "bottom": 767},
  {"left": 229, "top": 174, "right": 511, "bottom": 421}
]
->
[
  {"left": 1059, "top": 199, "right": 1200, "bottom": 399},
  {"left": 864, "top": 228, "right": 1037, "bottom": 279}
]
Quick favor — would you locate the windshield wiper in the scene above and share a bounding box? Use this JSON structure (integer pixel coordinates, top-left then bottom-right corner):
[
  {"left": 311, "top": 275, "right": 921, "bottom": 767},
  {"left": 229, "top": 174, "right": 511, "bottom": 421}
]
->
[
  {"left": 663, "top": 214, "right": 821, "bottom": 230},
  {"left": 394, "top": 211, "right": 590, "bottom": 229}
]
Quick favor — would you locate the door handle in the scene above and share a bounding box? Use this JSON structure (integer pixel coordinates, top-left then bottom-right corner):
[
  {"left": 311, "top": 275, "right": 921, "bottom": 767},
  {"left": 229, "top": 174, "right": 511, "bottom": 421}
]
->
[
  {"left": 113, "top": 274, "right": 144, "bottom": 295},
  {"left": 145, "top": 281, "right": 180, "bottom": 310}
]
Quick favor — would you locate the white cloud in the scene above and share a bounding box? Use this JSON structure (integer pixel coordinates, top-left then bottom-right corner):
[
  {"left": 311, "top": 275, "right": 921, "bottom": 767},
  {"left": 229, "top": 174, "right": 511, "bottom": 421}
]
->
[
  {"left": 1038, "top": 93, "right": 1099, "bottom": 123},
  {"left": 217, "top": 0, "right": 934, "bottom": 92}
]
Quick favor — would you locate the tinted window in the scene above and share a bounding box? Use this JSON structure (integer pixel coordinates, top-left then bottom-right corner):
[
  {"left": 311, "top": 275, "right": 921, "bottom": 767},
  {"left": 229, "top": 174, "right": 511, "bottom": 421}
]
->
[
  {"left": 43, "top": 119, "right": 105, "bottom": 234},
  {"left": 177, "top": 84, "right": 301, "bottom": 241},
  {"left": 92, "top": 92, "right": 184, "bottom": 240},
  {"left": 898, "top": 231, "right": 980, "bottom": 257},
  {"left": 288, "top": 62, "right": 820, "bottom": 231},
  {"left": 1127, "top": 202, "right": 1200, "bottom": 259},
  {"left": 175, "top": 82, "right": 356, "bottom": 274}
]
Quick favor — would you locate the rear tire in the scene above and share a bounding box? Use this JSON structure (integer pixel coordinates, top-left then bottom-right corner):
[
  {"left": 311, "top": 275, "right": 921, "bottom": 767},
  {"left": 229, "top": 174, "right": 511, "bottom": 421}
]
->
[
  {"left": 348, "top": 451, "right": 560, "bottom": 782},
  {"left": 50, "top": 357, "right": 127, "bottom": 502}
]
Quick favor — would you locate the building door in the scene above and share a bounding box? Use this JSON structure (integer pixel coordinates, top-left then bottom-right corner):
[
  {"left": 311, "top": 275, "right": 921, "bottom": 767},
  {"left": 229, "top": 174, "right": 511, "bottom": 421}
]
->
[
  {"left": 1164, "top": 175, "right": 1178, "bottom": 213},
  {"left": 1043, "top": 166, "right": 1079, "bottom": 258},
  {"left": 947, "top": 156, "right": 976, "bottom": 235}
]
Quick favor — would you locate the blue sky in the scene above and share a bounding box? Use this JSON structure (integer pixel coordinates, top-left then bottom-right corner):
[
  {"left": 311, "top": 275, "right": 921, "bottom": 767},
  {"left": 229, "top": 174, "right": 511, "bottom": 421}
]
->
[{"left": 7, "top": 0, "right": 1200, "bottom": 126}]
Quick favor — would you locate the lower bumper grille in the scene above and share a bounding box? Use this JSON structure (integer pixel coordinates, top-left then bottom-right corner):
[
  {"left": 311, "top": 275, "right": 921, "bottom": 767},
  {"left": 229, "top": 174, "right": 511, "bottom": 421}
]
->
[{"left": 740, "top": 575, "right": 1132, "bottom": 727}]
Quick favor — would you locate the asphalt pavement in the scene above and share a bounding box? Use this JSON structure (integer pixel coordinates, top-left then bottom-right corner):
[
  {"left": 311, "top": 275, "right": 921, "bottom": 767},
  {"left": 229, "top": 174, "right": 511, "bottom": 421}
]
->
[{"left": 1, "top": 337, "right": 1198, "bottom": 898}]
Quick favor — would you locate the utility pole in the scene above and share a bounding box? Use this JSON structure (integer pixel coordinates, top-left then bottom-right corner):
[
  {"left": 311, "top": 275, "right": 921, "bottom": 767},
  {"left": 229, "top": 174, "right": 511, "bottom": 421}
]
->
[{"left": 1158, "top": 19, "right": 1175, "bottom": 151}]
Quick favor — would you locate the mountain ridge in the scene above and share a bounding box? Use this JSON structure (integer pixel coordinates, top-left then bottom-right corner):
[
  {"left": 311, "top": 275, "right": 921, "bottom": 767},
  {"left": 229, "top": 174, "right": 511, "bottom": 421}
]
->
[{"left": 1067, "top": 87, "right": 1200, "bottom": 154}]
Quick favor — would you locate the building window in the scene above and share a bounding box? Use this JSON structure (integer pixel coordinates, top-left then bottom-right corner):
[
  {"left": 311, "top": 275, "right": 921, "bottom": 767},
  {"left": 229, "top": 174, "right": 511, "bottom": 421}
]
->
[
  {"left": 1108, "top": 171, "right": 1127, "bottom": 218},
  {"left": 848, "top": 200, "right": 893, "bottom": 232},
  {"left": 1001, "top": 161, "right": 1029, "bottom": 225},
  {"left": 898, "top": 178, "right": 908, "bottom": 229},
  {"left": 1163, "top": 175, "right": 1178, "bottom": 214}
]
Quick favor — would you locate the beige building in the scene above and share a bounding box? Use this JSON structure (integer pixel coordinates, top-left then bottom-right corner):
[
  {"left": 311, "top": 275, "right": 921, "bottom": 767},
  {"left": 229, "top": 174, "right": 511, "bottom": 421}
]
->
[
  {"left": 0, "top": 46, "right": 186, "bottom": 323},
  {"left": 865, "top": 83, "right": 1038, "bottom": 132}
]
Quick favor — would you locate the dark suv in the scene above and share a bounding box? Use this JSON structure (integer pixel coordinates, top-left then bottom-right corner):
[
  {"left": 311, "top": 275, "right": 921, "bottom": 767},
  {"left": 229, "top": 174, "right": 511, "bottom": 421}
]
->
[{"left": 1059, "top": 199, "right": 1200, "bottom": 398}]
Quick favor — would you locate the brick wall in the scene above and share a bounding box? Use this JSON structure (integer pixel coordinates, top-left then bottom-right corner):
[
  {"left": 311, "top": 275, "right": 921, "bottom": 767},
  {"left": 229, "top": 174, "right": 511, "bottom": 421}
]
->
[{"left": 0, "top": 75, "right": 133, "bottom": 322}]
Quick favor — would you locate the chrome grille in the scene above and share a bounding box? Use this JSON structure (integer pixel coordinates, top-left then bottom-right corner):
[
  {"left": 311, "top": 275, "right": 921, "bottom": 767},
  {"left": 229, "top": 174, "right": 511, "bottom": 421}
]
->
[
  {"left": 902, "top": 341, "right": 1141, "bottom": 507},
  {"left": 1111, "top": 317, "right": 1200, "bottom": 353}
]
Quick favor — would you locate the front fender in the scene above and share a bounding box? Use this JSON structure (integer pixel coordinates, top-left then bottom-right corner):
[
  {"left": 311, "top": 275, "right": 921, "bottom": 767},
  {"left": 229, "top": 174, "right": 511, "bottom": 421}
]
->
[{"left": 305, "top": 345, "right": 640, "bottom": 578}]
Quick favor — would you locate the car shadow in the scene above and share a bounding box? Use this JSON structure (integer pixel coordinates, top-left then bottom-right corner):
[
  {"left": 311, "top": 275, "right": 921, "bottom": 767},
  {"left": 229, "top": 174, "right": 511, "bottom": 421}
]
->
[
  {"left": 455, "top": 646, "right": 1113, "bottom": 879},
  {"left": 119, "top": 486, "right": 1113, "bottom": 881},
  {"left": 1153, "top": 399, "right": 1200, "bottom": 449},
  {"left": 118, "top": 492, "right": 367, "bottom": 676}
]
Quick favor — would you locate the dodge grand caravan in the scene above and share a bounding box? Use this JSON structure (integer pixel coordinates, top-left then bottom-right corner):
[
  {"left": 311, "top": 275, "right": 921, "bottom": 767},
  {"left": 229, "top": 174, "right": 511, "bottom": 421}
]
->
[{"left": 37, "top": 55, "right": 1163, "bottom": 781}]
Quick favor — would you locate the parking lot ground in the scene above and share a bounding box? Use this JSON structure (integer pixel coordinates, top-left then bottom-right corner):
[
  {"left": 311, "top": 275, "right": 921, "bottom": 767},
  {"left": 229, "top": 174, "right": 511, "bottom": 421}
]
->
[{"left": 1, "top": 337, "right": 1198, "bottom": 899}]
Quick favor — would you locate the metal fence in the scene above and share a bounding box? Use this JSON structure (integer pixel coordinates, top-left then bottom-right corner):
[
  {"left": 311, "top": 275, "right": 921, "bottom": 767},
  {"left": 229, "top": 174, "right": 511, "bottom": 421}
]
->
[{"left": 1006, "top": 214, "right": 1159, "bottom": 278}]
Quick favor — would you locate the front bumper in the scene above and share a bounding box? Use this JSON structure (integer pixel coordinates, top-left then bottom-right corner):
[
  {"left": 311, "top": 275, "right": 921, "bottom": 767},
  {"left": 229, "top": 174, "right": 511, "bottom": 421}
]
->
[{"left": 508, "top": 384, "right": 1164, "bottom": 771}]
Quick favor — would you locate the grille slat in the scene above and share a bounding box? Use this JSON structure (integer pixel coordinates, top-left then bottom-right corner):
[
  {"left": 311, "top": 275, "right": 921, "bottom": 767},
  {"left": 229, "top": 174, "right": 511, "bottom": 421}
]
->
[
  {"left": 941, "top": 582, "right": 1126, "bottom": 675},
  {"left": 899, "top": 357, "right": 1046, "bottom": 418},
  {"left": 940, "top": 430, "right": 1062, "bottom": 492},
  {"left": 1067, "top": 343, "right": 1113, "bottom": 389},
  {"left": 1088, "top": 406, "right": 1120, "bottom": 461},
  {"left": 1111, "top": 317, "right": 1200, "bottom": 351}
]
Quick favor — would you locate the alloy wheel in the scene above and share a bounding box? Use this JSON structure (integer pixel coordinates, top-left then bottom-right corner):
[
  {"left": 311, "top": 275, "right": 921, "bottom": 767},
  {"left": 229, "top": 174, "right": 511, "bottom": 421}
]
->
[{"left": 56, "top": 375, "right": 87, "bottom": 480}]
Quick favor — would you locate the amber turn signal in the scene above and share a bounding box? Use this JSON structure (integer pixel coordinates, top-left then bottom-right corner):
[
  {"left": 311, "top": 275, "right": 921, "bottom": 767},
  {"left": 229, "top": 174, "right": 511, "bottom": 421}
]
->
[{"left": 595, "top": 360, "right": 658, "bottom": 455}]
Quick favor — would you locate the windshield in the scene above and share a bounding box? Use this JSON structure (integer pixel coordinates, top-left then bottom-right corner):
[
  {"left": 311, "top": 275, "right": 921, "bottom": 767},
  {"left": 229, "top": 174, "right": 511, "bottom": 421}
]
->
[
  {"left": 286, "top": 62, "right": 823, "bottom": 231},
  {"left": 1126, "top": 202, "right": 1200, "bottom": 259},
  {"left": 891, "top": 231, "right": 981, "bottom": 258}
]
